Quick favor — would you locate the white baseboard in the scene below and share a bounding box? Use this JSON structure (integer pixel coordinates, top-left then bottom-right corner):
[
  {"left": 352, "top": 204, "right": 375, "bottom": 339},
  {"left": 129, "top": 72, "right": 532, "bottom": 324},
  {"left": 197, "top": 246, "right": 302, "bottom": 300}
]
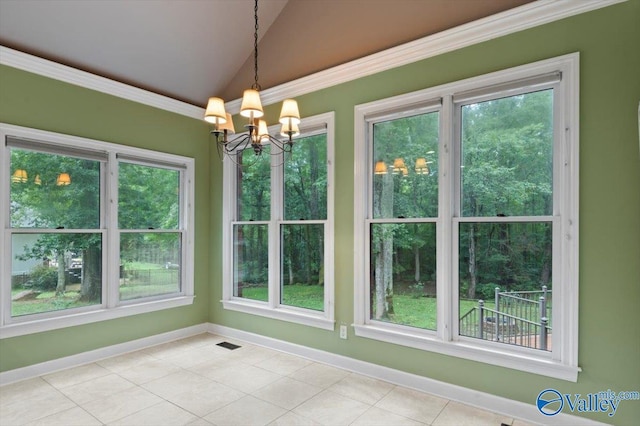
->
[
  {"left": 208, "top": 324, "right": 607, "bottom": 426},
  {"left": 1, "top": 322, "right": 607, "bottom": 426},
  {"left": 0, "top": 323, "right": 208, "bottom": 385}
]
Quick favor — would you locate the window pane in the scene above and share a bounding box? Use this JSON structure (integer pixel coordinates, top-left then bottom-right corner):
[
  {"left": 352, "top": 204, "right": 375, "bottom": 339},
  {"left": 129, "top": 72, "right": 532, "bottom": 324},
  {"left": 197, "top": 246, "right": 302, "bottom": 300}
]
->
[
  {"left": 370, "top": 222, "right": 436, "bottom": 330},
  {"left": 280, "top": 224, "right": 324, "bottom": 311},
  {"left": 10, "top": 149, "right": 100, "bottom": 228},
  {"left": 458, "top": 222, "right": 552, "bottom": 351},
  {"left": 372, "top": 112, "right": 439, "bottom": 219},
  {"left": 284, "top": 134, "right": 327, "bottom": 220},
  {"left": 120, "top": 232, "right": 181, "bottom": 301},
  {"left": 233, "top": 224, "right": 268, "bottom": 301},
  {"left": 461, "top": 90, "right": 553, "bottom": 217},
  {"left": 11, "top": 233, "right": 102, "bottom": 317},
  {"left": 237, "top": 148, "right": 271, "bottom": 221},
  {"left": 119, "top": 162, "right": 180, "bottom": 229}
]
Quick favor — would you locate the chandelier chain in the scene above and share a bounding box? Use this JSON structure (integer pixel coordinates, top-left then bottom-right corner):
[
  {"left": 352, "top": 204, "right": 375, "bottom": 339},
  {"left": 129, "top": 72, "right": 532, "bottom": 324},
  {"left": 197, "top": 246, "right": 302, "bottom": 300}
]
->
[
  {"left": 205, "top": 0, "right": 298, "bottom": 161},
  {"left": 252, "top": 0, "right": 261, "bottom": 91}
]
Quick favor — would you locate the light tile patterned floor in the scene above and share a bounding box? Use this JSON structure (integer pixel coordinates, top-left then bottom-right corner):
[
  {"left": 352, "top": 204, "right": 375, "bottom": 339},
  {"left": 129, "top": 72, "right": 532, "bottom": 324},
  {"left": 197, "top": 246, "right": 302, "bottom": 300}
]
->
[{"left": 0, "top": 333, "right": 537, "bottom": 426}]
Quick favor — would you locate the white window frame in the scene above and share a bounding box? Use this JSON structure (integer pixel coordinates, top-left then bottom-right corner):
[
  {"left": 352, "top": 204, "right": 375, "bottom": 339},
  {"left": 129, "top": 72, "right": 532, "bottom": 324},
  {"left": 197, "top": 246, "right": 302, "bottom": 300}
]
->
[
  {"left": 353, "top": 54, "right": 580, "bottom": 381},
  {"left": 0, "top": 123, "right": 195, "bottom": 339},
  {"left": 221, "top": 112, "right": 335, "bottom": 330}
]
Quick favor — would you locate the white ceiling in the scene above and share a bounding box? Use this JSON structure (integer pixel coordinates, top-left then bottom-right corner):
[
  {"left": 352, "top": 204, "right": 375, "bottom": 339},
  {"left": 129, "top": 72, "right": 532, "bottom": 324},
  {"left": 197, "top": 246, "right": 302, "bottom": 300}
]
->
[
  {"left": 0, "top": 0, "right": 532, "bottom": 107},
  {"left": 0, "top": 0, "right": 287, "bottom": 105}
]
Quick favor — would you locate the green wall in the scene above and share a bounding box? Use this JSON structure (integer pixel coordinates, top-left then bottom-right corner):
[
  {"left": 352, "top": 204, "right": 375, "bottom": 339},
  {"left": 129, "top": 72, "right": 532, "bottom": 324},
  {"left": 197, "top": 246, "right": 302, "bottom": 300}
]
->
[
  {"left": 210, "top": 2, "right": 640, "bottom": 424},
  {"left": 0, "top": 65, "right": 211, "bottom": 371}
]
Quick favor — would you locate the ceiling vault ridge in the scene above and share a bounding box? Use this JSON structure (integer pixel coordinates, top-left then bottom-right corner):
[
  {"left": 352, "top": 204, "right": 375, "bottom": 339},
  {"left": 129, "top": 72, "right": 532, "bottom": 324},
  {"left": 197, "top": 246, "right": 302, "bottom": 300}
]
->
[{"left": 0, "top": 0, "right": 625, "bottom": 120}]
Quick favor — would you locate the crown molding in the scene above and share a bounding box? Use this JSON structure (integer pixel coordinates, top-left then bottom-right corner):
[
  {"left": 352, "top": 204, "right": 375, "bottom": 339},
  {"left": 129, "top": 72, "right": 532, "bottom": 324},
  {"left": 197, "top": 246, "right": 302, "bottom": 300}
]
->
[
  {"left": 225, "top": 0, "right": 625, "bottom": 112},
  {"left": 0, "top": 46, "right": 203, "bottom": 120},
  {"left": 0, "top": 0, "right": 625, "bottom": 118}
]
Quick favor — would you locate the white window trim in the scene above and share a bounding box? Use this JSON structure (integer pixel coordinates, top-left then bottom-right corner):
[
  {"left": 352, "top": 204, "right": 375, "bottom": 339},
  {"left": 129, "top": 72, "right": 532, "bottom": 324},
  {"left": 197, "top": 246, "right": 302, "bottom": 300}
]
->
[
  {"left": 221, "top": 112, "right": 335, "bottom": 330},
  {"left": 0, "top": 123, "right": 195, "bottom": 339},
  {"left": 353, "top": 53, "right": 580, "bottom": 381}
]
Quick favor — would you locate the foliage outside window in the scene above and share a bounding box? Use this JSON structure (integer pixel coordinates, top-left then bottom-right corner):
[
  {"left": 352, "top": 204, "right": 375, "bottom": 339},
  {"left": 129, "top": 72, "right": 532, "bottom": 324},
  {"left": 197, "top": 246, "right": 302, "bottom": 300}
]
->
[
  {"left": 1, "top": 124, "right": 194, "bottom": 338},
  {"left": 370, "top": 111, "right": 439, "bottom": 330},
  {"left": 118, "top": 162, "right": 182, "bottom": 301},
  {"left": 222, "top": 112, "right": 335, "bottom": 330},
  {"left": 354, "top": 55, "right": 579, "bottom": 380}
]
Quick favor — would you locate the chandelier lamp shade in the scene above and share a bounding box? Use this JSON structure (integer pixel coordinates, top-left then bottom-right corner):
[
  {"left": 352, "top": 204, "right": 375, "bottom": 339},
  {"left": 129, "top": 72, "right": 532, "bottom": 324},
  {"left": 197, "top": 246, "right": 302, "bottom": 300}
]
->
[
  {"left": 11, "top": 169, "right": 71, "bottom": 186},
  {"left": 204, "top": 0, "right": 302, "bottom": 158},
  {"left": 56, "top": 172, "right": 71, "bottom": 186},
  {"left": 374, "top": 157, "right": 433, "bottom": 176},
  {"left": 414, "top": 157, "right": 430, "bottom": 175},
  {"left": 11, "top": 169, "right": 28, "bottom": 183}
]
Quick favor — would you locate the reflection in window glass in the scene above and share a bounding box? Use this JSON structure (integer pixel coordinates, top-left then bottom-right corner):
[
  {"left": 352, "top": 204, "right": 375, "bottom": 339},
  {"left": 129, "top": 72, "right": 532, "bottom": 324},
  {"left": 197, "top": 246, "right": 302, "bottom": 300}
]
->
[
  {"left": 372, "top": 112, "right": 439, "bottom": 219},
  {"left": 10, "top": 149, "right": 100, "bottom": 228},
  {"left": 233, "top": 224, "right": 268, "bottom": 301},
  {"left": 119, "top": 162, "right": 180, "bottom": 229},
  {"left": 461, "top": 90, "right": 553, "bottom": 217},
  {"left": 284, "top": 134, "right": 327, "bottom": 220},
  {"left": 280, "top": 224, "right": 324, "bottom": 311},
  {"left": 120, "top": 232, "right": 181, "bottom": 300},
  {"left": 11, "top": 233, "right": 102, "bottom": 317},
  {"left": 237, "top": 147, "right": 271, "bottom": 221},
  {"left": 370, "top": 222, "right": 436, "bottom": 330},
  {"left": 458, "top": 222, "right": 552, "bottom": 351}
]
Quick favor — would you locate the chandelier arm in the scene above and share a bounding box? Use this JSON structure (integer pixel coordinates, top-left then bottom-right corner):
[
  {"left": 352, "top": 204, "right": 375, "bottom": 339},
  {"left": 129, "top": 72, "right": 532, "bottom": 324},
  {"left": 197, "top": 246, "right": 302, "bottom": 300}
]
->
[
  {"left": 264, "top": 134, "right": 294, "bottom": 154},
  {"left": 224, "top": 134, "right": 252, "bottom": 153}
]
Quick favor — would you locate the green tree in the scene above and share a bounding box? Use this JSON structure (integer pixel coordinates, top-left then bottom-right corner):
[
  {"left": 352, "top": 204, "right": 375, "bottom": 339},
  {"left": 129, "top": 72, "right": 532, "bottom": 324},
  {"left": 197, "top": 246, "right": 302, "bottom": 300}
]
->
[
  {"left": 459, "top": 90, "right": 553, "bottom": 299},
  {"left": 11, "top": 149, "right": 101, "bottom": 299},
  {"left": 371, "top": 111, "right": 439, "bottom": 319}
]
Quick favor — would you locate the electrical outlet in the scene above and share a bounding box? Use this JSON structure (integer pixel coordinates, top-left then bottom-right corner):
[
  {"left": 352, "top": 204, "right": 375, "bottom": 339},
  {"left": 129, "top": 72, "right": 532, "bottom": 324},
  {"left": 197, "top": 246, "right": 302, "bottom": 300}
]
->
[{"left": 339, "top": 325, "right": 347, "bottom": 339}]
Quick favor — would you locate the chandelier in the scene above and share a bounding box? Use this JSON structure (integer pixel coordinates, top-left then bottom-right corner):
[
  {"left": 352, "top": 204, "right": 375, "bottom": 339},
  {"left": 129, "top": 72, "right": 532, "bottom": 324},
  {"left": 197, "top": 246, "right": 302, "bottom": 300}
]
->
[
  {"left": 374, "top": 153, "right": 435, "bottom": 177},
  {"left": 204, "top": 0, "right": 301, "bottom": 158}
]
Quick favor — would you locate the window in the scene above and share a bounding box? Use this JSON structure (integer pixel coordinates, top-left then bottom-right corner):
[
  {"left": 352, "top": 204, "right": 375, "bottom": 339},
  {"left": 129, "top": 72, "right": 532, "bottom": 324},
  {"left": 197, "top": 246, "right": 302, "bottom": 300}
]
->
[
  {"left": 354, "top": 54, "right": 579, "bottom": 380},
  {"left": 369, "top": 108, "right": 440, "bottom": 331},
  {"left": 222, "top": 112, "right": 334, "bottom": 330},
  {"left": 0, "top": 124, "right": 194, "bottom": 338}
]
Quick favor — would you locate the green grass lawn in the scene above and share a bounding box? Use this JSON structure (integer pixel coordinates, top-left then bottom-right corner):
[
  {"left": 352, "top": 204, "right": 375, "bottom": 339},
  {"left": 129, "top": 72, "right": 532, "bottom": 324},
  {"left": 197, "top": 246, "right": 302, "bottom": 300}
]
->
[
  {"left": 119, "top": 282, "right": 179, "bottom": 300},
  {"left": 241, "top": 284, "right": 324, "bottom": 311},
  {"left": 239, "top": 285, "right": 492, "bottom": 329},
  {"left": 11, "top": 290, "right": 97, "bottom": 317},
  {"left": 11, "top": 282, "right": 502, "bottom": 330}
]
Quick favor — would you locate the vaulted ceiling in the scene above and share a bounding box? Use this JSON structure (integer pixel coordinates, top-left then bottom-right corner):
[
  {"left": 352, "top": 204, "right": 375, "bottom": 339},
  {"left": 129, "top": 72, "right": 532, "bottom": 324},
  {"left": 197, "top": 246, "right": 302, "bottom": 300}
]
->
[{"left": 0, "top": 0, "right": 533, "bottom": 107}]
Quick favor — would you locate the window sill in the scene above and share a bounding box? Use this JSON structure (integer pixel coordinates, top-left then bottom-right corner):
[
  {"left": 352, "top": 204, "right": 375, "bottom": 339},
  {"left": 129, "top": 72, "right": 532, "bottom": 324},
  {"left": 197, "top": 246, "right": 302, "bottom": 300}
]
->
[
  {"left": 353, "top": 323, "right": 580, "bottom": 382},
  {"left": 0, "top": 295, "right": 195, "bottom": 339},
  {"left": 222, "top": 299, "right": 335, "bottom": 331}
]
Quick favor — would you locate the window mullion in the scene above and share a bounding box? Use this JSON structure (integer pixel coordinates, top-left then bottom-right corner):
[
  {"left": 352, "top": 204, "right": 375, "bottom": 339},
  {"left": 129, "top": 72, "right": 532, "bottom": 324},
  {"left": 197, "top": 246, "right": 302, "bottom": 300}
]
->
[
  {"left": 270, "top": 151, "right": 284, "bottom": 309},
  {"left": 451, "top": 99, "right": 466, "bottom": 342},
  {"left": 106, "top": 152, "right": 119, "bottom": 308},
  {"left": 438, "top": 95, "right": 453, "bottom": 342}
]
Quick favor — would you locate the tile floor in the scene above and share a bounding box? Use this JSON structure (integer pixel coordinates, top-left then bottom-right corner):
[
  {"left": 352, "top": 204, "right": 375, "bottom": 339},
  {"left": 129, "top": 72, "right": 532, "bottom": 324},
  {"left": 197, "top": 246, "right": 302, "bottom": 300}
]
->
[{"left": 0, "top": 333, "right": 538, "bottom": 426}]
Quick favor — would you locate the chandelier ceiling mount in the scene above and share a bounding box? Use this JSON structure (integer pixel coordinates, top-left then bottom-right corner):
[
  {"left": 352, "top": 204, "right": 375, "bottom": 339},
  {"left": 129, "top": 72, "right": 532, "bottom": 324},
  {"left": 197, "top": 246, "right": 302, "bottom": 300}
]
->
[{"left": 204, "top": 0, "right": 301, "bottom": 160}]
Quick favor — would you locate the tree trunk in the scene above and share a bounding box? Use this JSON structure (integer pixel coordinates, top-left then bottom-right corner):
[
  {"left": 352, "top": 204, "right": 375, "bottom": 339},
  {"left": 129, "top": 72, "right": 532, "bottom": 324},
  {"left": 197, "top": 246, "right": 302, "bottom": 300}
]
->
[
  {"left": 288, "top": 251, "right": 294, "bottom": 285},
  {"left": 56, "top": 251, "right": 66, "bottom": 295},
  {"left": 80, "top": 245, "right": 101, "bottom": 301},
  {"left": 540, "top": 226, "right": 552, "bottom": 285},
  {"left": 414, "top": 242, "right": 421, "bottom": 283},
  {"left": 467, "top": 224, "right": 477, "bottom": 299},
  {"left": 305, "top": 225, "right": 311, "bottom": 283},
  {"left": 373, "top": 171, "right": 394, "bottom": 319}
]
